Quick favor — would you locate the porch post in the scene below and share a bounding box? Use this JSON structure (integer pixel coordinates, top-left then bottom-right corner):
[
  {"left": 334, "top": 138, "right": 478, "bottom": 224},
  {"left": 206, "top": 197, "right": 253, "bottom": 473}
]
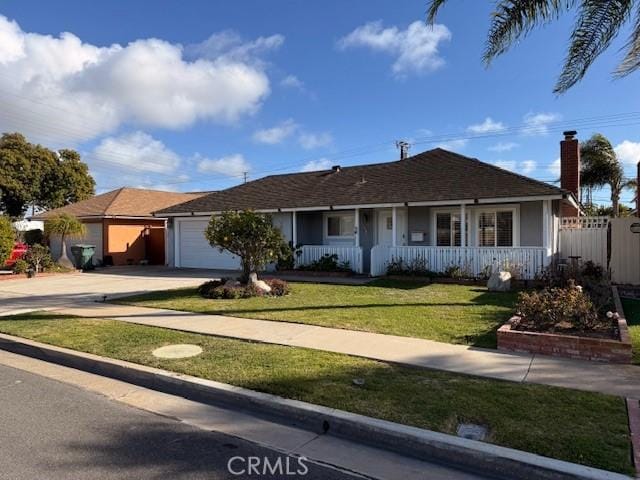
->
[
  {"left": 292, "top": 211, "right": 297, "bottom": 246},
  {"left": 392, "top": 206, "right": 397, "bottom": 247},
  {"left": 354, "top": 208, "right": 360, "bottom": 248},
  {"left": 542, "top": 200, "right": 551, "bottom": 264},
  {"left": 460, "top": 204, "right": 466, "bottom": 247}
]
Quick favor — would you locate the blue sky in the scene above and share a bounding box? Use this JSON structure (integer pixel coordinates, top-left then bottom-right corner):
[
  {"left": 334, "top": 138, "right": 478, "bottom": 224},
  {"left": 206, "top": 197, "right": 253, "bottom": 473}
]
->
[{"left": 0, "top": 0, "right": 639, "bottom": 206}]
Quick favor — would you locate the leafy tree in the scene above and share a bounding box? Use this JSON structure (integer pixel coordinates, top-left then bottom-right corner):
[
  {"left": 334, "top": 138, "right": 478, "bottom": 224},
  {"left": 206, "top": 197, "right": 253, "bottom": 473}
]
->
[
  {"left": 583, "top": 203, "right": 633, "bottom": 217},
  {"left": 45, "top": 213, "right": 86, "bottom": 269},
  {"left": 205, "top": 210, "right": 285, "bottom": 283},
  {"left": 580, "top": 133, "right": 635, "bottom": 216},
  {"left": 24, "top": 244, "right": 53, "bottom": 273},
  {"left": 38, "top": 149, "right": 95, "bottom": 210},
  {"left": 0, "top": 133, "right": 94, "bottom": 218},
  {"left": 0, "top": 216, "right": 14, "bottom": 266},
  {"left": 427, "top": 1, "right": 640, "bottom": 93}
]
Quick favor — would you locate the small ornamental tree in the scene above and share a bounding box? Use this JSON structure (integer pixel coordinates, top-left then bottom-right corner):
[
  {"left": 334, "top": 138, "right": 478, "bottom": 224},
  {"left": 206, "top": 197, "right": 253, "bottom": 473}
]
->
[
  {"left": 45, "top": 213, "right": 86, "bottom": 269},
  {"left": 205, "top": 210, "right": 285, "bottom": 283},
  {"left": 0, "top": 216, "right": 15, "bottom": 266}
]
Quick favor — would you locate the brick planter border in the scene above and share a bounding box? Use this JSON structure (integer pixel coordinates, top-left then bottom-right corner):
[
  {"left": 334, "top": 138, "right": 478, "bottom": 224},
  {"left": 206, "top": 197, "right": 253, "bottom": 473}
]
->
[{"left": 497, "top": 286, "right": 632, "bottom": 363}]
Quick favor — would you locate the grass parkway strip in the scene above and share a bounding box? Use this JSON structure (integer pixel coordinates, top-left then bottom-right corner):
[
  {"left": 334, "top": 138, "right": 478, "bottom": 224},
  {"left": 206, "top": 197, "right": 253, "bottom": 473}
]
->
[{"left": 0, "top": 312, "right": 632, "bottom": 475}]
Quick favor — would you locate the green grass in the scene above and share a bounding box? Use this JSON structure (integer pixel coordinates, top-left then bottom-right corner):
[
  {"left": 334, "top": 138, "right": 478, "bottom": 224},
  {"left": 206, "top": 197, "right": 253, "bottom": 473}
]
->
[
  {"left": 118, "top": 280, "right": 518, "bottom": 348},
  {"left": 0, "top": 312, "right": 632, "bottom": 474},
  {"left": 622, "top": 297, "right": 640, "bottom": 365}
]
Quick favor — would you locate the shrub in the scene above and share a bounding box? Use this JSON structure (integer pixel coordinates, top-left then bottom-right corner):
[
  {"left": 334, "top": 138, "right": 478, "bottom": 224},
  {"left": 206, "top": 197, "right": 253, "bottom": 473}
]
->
[
  {"left": 516, "top": 283, "right": 605, "bottom": 332},
  {"left": 0, "top": 216, "right": 14, "bottom": 267},
  {"left": 12, "top": 258, "right": 28, "bottom": 274},
  {"left": 266, "top": 279, "right": 290, "bottom": 296},
  {"left": 23, "top": 229, "right": 44, "bottom": 246},
  {"left": 276, "top": 243, "right": 301, "bottom": 271},
  {"left": 386, "top": 257, "right": 437, "bottom": 277},
  {"left": 197, "top": 279, "right": 226, "bottom": 298},
  {"left": 241, "top": 283, "right": 266, "bottom": 298},
  {"left": 24, "top": 244, "right": 54, "bottom": 273},
  {"left": 535, "top": 260, "right": 612, "bottom": 315},
  {"left": 299, "top": 254, "right": 352, "bottom": 273}
]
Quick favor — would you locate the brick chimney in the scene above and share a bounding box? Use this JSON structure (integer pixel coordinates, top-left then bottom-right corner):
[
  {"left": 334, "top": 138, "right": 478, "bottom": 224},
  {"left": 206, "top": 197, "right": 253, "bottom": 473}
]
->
[{"left": 560, "top": 130, "right": 580, "bottom": 217}]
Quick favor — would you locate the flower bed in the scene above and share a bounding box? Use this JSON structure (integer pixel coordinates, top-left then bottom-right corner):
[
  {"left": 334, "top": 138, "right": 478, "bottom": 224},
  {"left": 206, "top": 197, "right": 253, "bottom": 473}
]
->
[{"left": 498, "top": 286, "right": 632, "bottom": 363}]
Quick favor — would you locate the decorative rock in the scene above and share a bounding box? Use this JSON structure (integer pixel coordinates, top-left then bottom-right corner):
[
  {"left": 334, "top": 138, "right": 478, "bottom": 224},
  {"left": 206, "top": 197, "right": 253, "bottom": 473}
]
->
[
  {"left": 253, "top": 280, "right": 272, "bottom": 294},
  {"left": 152, "top": 344, "right": 203, "bottom": 359},
  {"left": 487, "top": 270, "right": 511, "bottom": 292}
]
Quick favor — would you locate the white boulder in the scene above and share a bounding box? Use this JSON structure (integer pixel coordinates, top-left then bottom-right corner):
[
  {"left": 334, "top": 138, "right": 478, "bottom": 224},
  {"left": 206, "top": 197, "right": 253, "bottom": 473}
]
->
[
  {"left": 253, "top": 280, "right": 272, "bottom": 294},
  {"left": 487, "top": 271, "right": 512, "bottom": 292}
]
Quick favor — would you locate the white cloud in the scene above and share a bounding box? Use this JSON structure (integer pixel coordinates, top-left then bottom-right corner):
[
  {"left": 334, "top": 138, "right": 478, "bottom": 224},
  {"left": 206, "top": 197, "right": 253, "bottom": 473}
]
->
[
  {"left": 301, "top": 158, "right": 333, "bottom": 172},
  {"left": 436, "top": 139, "right": 468, "bottom": 151},
  {"left": 467, "top": 117, "right": 506, "bottom": 134},
  {"left": 91, "top": 131, "right": 180, "bottom": 174},
  {"left": 521, "top": 160, "right": 537, "bottom": 174},
  {"left": 196, "top": 153, "right": 251, "bottom": 177},
  {"left": 186, "top": 30, "right": 284, "bottom": 66},
  {"left": 252, "top": 119, "right": 298, "bottom": 144},
  {"left": 492, "top": 159, "right": 537, "bottom": 175},
  {"left": 489, "top": 141, "right": 518, "bottom": 152},
  {"left": 280, "top": 74, "right": 304, "bottom": 89},
  {"left": 548, "top": 158, "right": 561, "bottom": 177},
  {"left": 338, "top": 20, "right": 451, "bottom": 76},
  {"left": 298, "top": 131, "right": 333, "bottom": 150},
  {"left": 520, "top": 112, "right": 561, "bottom": 136},
  {"left": 615, "top": 140, "right": 640, "bottom": 167},
  {"left": 0, "top": 15, "right": 273, "bottom": 144}
]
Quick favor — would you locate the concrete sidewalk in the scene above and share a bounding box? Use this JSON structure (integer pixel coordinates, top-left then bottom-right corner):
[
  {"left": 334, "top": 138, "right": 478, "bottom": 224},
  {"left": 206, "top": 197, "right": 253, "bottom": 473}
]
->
[{"left": 43, "top": 302, "right": 640, "bottom": 399}]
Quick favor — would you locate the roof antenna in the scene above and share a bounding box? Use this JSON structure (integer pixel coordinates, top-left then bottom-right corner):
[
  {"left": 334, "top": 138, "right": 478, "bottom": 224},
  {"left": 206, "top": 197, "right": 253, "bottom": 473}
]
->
[
  {"left": 395, "top": 140, "right": 410, "bottom": 160},
  {"left": 243, "top": 172, "right": 248, "bottom": 183}
]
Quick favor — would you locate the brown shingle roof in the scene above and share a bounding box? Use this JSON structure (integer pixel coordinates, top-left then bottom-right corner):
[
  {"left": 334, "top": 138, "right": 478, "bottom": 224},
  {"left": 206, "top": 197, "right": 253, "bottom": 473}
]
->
[
  {"left": 157, "top": 149, "right": 568, "bottom": 215},
  {"left": 34, "top": 188, "right": 206, "bottom": 219}
]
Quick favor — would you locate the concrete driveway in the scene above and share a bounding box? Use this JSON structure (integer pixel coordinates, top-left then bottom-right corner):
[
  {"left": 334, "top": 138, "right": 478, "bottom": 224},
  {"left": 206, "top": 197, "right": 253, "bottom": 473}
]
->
[{"left": 0, "top": 266, "right": 225, "bottom": 314}]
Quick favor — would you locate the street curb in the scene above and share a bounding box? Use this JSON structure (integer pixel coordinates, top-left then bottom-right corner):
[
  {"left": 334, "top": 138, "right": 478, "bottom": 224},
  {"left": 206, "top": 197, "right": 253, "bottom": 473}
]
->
[{"left": 0, "top": 332, "right": 630, "bottom": 480}]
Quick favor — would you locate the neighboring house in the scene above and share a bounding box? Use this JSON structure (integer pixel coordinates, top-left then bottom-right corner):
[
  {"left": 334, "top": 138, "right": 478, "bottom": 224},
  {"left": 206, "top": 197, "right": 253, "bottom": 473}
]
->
[
  {"left": 34, "top": 188, "right": 206, "bottom": 266},
  {"left": 12, "top": 219, "right": 44, "bottom": 232},
  {"left": 157, "top": 132, "right": 582, "bottom": 279}
]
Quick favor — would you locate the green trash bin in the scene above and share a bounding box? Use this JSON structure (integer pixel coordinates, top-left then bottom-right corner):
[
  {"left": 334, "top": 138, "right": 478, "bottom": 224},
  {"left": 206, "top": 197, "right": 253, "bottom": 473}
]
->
[{"left": 70, "top": 244, "right": 96, "bottom": 271}]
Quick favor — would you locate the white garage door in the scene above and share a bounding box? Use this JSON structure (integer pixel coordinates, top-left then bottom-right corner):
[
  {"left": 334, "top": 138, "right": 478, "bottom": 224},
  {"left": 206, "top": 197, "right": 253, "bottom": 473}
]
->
[{"left": 178, "top": 220, "right": 240, "bottom": 270}]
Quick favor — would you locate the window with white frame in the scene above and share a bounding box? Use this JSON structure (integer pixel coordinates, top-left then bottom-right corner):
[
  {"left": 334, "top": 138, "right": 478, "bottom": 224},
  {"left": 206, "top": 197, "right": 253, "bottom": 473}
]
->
[
  {"left": 477, "top": 210, "right": 513, "bottom": 247},
  {"left": 326, "top": 213, "right": 355, "bottom": 237},
  {"left": 436, "top": 212, "right": 468, "bottom": 246}
]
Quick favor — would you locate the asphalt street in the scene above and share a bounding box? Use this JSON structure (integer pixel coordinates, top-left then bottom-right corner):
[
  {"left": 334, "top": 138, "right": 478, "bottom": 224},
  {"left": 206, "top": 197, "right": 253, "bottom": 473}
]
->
[{"left": 0, "top": 364, "right": 358, "bottom": 480}]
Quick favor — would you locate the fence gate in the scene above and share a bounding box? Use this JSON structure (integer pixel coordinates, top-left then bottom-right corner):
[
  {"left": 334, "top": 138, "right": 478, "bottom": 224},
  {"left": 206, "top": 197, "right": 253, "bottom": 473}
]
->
[
  {"left": 559, "top": 217, "right": 609, "bottom": 268},
  {"left": 609, "top": 217, "right": 640, "bottom": 285}
]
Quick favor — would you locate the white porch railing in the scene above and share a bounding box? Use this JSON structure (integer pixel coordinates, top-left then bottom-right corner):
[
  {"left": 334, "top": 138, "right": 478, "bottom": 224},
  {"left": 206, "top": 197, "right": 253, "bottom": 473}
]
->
[
  {"left": 296, "top": 245, "right": 364, "bottom": 274},
  {"left": 370, "top": 246, "right": 548, "bottom": 279}
]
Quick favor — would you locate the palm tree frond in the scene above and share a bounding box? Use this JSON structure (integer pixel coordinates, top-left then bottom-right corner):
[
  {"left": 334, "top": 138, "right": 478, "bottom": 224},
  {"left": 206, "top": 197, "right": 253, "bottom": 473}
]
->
[
  {"left": 555, "top": 0, "right": 634, "bottom": 93},
  {"left": 426, "top": 0, "right": 450, "bottom": 24},
  {"left": 615, "top": 5, "right": 640, "bottom": 77},
  {"left": 484, "top": 0, "right": 575, "bottom": 64}
]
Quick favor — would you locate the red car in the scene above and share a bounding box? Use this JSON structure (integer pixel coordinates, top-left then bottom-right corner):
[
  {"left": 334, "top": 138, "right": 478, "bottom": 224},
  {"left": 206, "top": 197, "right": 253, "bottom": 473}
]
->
[{"left": 4, "top": 242, "right": 28, "bottom": 268}]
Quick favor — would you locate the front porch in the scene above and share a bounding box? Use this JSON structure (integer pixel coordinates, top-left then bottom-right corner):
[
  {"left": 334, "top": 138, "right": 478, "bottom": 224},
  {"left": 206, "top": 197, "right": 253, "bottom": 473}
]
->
[{"left": 285, "top": 200, "right": 557, "bottom": 278}]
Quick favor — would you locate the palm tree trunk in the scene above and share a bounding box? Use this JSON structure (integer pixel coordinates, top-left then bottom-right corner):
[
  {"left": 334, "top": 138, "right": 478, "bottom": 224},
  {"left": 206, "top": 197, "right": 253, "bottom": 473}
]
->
[
  {"left": 58, "top": 234, "right": 74, "bottom": 269},
  {"left": 611, "top": 189, "right": 620, "bottom": 218}
]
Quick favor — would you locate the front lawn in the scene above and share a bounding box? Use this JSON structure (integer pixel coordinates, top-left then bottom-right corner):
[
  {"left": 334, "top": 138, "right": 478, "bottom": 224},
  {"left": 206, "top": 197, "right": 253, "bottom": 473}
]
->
[
  {"left": 622, "top": 297, "right": 640, "bottom": 365},
  {"left": 0, "top": 312, "right": 632, "bottom": 474},
  {"left": 118, "top": 280, "right": 517, "bottom": 348}
]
